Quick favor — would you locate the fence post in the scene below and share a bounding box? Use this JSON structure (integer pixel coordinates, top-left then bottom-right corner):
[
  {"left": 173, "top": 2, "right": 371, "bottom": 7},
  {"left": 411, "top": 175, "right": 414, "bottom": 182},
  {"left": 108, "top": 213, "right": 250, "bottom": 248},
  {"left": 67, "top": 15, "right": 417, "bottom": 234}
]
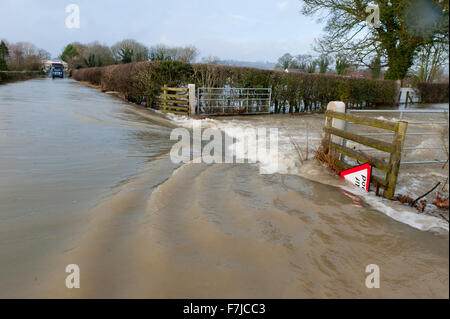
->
[
  {"left": 326, "top": 102, "right": 346, "bottom": 145},
  {"left": 383, "top": 121, "right": 408, "bottom": 199},
  {"left": 324, "top": 113, "right": 333, "bottom": 153},
  {"left": 188, "top": 84, "right": 196, "bottom": 117},
  {"left": 394, "top": 80, "right": 402, "bottom": 106},
  {"left": 163, "top": 84, "right": 168, "bottom": 112},
  {"left": 405, "top": 91, "right": 409, "bottom": 109}
]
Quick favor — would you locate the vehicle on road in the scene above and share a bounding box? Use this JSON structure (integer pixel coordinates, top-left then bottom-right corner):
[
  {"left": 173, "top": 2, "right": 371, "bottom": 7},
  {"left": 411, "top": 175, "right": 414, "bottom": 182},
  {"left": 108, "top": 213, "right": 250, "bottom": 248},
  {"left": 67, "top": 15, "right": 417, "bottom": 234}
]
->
[{"left": 50, "top": 63, "right": 64, "bottom": 79}]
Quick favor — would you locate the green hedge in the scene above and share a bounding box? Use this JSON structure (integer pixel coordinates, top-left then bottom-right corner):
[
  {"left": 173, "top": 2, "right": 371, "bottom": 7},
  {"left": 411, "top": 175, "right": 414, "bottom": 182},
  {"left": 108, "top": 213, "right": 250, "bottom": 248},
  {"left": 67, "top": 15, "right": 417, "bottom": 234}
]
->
[
  {"left": 416, "top": 82, "right": 449, "bottom": 103},
  {"left": 0, "top": 71, "right": 44, "bottom": 84},
  {"left": 73, "top": 61, "right": 194, "bottom": 106},
  {"left": 72, "top": 61, "right": 398, "bottom": 112}
]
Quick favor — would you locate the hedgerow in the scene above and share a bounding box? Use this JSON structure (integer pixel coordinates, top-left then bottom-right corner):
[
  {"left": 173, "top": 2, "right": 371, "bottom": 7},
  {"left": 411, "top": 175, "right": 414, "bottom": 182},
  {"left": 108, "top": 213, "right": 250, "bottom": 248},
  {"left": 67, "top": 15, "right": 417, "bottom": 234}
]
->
[
  {"left": 0, "top": 71, "right": 44, "bottom": 84},
  {"left": 72, "top": 61, "right": 399, "bottom": 112},
  {"left": 416, "top": 82, "right": 449, "bottom": 103}
]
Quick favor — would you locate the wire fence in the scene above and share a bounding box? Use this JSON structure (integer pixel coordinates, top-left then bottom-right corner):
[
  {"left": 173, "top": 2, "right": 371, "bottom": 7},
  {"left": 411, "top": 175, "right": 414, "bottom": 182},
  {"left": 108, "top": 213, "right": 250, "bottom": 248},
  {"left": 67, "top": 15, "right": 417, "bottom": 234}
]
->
[{"left": 345, "top": 109, "right": 449, "bottom": 165}]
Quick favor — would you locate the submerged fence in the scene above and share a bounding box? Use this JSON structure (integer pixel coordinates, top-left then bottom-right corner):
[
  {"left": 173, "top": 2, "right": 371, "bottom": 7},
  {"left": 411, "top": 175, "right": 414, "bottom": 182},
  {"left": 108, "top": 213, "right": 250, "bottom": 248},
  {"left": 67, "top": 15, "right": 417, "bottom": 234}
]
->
[
  {"left": 322, "top": 104, "right": 408, "bottom": 199},
  {"left": 346, "top": 109, "right": 449, "bottom": 165}
]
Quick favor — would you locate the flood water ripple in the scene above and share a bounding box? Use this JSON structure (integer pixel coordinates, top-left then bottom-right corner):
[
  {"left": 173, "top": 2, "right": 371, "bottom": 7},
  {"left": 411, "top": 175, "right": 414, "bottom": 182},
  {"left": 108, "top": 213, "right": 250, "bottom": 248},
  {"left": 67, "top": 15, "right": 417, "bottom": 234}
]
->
[{"left": 0, "top": 78, "right": 448, "bottom": 298}]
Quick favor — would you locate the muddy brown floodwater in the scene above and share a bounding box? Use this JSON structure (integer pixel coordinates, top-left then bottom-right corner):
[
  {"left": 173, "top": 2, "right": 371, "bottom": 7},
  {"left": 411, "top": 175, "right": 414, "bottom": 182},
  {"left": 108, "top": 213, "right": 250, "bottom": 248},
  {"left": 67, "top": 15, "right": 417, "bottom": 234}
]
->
[{"left": 0, "top": 78, "right": 448, "bottom": 298}]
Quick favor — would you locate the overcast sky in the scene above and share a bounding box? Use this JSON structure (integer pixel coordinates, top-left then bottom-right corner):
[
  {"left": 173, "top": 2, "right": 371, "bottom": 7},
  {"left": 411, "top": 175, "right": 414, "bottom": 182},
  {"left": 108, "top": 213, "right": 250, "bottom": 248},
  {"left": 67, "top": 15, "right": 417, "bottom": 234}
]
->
[{"left": 0, "top": 0, "right": 325, "bottom": 61}]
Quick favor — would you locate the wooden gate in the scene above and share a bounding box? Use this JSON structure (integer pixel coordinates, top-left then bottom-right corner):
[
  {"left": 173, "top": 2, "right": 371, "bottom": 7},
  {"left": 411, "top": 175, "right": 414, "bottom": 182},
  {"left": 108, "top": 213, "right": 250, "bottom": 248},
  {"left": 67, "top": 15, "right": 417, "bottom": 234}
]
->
[
  {"left": 323, "top": 110, "right": 408, "bottom": 199},
  {"left": 157, "top": 85, "right": 189, "bottom": 115}
]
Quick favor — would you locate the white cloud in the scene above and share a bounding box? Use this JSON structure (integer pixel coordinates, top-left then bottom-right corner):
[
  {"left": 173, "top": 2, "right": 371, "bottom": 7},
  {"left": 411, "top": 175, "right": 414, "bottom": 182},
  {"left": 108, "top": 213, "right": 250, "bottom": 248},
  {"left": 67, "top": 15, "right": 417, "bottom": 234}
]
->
[
  {"left": 158, "top": 35, "right": 172, "bottom": 45},
  {"left": 277, "top": 1, "right": 288, "bottom": 10},
  {"left": 231, "top": 14, "right": 245, "bottom": 21}
]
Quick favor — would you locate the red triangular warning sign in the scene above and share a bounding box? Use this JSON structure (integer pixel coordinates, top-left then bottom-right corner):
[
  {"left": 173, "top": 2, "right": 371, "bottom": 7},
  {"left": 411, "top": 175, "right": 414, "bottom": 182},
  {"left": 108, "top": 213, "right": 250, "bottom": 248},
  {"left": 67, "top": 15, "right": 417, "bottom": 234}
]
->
[{"left": 340, "top": 163, "right": 371, "bottom": 192}]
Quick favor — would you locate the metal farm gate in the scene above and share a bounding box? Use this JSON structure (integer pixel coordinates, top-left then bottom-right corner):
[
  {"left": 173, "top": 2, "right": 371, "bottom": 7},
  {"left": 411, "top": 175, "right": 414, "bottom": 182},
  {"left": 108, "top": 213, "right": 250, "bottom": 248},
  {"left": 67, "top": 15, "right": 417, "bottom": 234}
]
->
[{"left": 196, "top": 87, "right": 271, "bottom": 116}]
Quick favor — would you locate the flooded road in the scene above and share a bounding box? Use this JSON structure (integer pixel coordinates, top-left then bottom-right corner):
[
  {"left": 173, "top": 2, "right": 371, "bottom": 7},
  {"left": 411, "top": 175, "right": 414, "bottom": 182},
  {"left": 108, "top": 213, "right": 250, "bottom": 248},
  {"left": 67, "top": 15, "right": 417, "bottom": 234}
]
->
[{"left": 0, "top": 78, "right": 448, "bottom": 298}]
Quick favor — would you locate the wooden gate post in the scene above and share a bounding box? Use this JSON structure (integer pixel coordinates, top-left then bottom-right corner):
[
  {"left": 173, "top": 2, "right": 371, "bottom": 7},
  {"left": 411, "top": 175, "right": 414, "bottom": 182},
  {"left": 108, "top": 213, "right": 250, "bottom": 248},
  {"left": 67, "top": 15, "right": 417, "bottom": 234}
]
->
[
  {"left": 326, "top": 102, "right": 346, "bottom": 144},
  {"left": 188, "top": 84, "right": 196, "bottom": 117},
  {"left": 163, "top": 84, "right": 168, "bottom": 112},
  {"left": 383, "top": 121, "right": 408, "bottom": 199},
  {"left": 405, "top": 91, "right": 409, "bottom": 108},
  {"left": 325, "top": 102, "right": 346, "bottom": 154}
]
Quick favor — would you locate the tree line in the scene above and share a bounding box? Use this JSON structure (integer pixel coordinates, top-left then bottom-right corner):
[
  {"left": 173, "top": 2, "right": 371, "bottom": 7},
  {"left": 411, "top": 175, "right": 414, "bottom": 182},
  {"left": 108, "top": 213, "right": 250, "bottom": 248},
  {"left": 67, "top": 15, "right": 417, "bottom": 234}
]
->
[
  {"left": 275, "top": 53, "right": 352, "bottom": 76},
  {"left": 299, "top": 0, "right": 449, "bottom": 83},
  {"left": 60, "top": 39, "right": 200, "bottom": 70},
  {"left": 0, "top": 40, "right": 51, "bottom": 71},
  {"left": 275, "top": 45, "right": 447, "bottom": 84}
]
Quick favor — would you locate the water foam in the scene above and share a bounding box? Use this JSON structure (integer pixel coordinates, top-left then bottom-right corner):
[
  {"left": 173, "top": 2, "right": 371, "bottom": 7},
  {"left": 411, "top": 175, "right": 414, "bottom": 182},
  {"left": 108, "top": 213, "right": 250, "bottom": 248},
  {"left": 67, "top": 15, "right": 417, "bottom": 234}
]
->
[
  {"left": 341, "top": 185, "right": 449, "bottom": 232},
  {"left": 164, "top": 113, "right": 449, "bottom": 232},
  {"left": 165, "top": 113, "right": 324, "bottom": 174}
]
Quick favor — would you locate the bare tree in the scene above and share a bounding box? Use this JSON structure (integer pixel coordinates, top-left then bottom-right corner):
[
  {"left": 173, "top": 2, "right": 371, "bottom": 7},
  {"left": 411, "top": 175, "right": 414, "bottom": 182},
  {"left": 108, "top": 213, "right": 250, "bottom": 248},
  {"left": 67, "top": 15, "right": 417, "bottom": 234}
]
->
[
  {"left": 150, "top": 44, "right": 199, "bottom": 63},
  {"left": 111, "top": 39, "right": 149, "bottom": 64},
  {"left": 201, "top": 55, "right": 221, "bottom": 64},
  {"left": 84, "top": 42, "right": 115, "bottom": 67},
  {"left": 335, "top": 55, "right": 351, "bottom": 75},
  {"left": 275, "top": 53, "right": 299, "bottom": 70},
  {"left": 6, "top": 41, "right": 48, "bottom": 71},
  {"left": 317, "top": 55, "right": 331, "bottom": 73},
  {"left": 411, "top": 41, "right": 449, "bottom": 83},
  {"left": 149, "top": 44, "right": 177, "bottom": 61},
  {"left": 306, "top": 60, "right": 317, "bottom": 73},
  {"left": 175, "top": 45, "right": 199, "bottom": 63},
  {"left": 38, "top": 49, "right": 51, "bottom": 60},
  {"left": 295, "top": 54, "right": 312, "bottom": 70}
]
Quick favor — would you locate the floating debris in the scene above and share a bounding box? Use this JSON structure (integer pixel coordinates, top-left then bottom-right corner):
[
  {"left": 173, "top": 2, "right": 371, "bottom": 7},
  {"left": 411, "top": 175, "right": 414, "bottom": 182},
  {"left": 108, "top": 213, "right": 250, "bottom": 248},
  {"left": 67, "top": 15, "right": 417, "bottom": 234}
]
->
[
  {"left": 433, "top": 193, "right": 449, "bottom": 210},
  {"left": 392, "top": 195, "right": 414, "bottom": 205}
]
